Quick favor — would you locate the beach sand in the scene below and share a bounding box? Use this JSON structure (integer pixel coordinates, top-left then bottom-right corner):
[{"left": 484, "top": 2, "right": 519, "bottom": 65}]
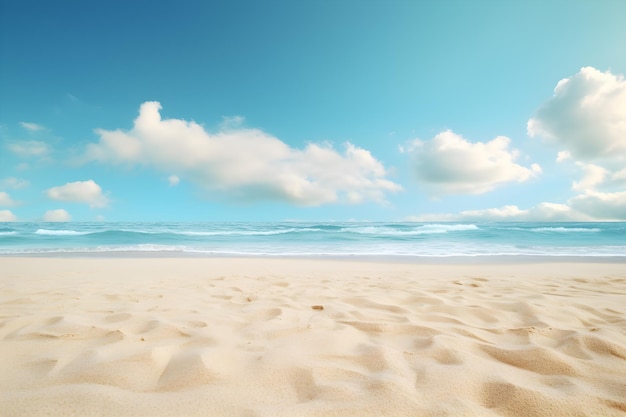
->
[{"left": 1, "top": 257, "right": 625, "bottom": 416}]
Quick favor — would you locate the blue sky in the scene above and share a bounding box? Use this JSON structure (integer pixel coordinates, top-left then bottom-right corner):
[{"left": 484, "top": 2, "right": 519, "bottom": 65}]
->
[{"left": 1, "top": 0, "right": 625, "bottom": 222}]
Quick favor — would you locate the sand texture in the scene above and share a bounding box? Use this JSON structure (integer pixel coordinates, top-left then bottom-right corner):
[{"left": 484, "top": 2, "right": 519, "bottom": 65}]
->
[{"left": 1, "top": 257, "right": 625, "bottom": 416}]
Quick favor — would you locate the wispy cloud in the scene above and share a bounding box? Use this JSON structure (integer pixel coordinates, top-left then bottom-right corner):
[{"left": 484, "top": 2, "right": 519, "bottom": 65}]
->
[
  {"left": 65, "top": 93, "right": 80, "bottom": 102},
  {"left": 19, "top": 122, "right": 46, "bottom": 132},
  {"left": 7, "top": 140, "right": 51, "bottom": 158},
  {"left": 46, "top": 180, "right": 109, "bottom": 208},
  {"left": 1, "top": 177, "right": 30, "bottom": 189},
  {"left": 0, "top": 177, "right": 30, "bottom": 190},
  {"left": 83, "top": 102, "right": 401, "bottom": 206},
  {"left": 168, "top": 175, "right": 180, "bottom": 186},
  {"left": 405, "top": 130, "right": 540, "bottom": 195},
  {"left": 0, "top": 192, "right": 18, "bottom": 207}
]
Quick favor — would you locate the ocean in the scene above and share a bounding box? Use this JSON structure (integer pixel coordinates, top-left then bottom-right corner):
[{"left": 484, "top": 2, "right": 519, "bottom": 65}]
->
[{"left": 0, "top": 222, "right": 625, "bottom": 259}]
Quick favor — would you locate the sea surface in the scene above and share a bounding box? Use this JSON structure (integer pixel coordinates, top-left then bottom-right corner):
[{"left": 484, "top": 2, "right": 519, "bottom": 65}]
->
[{"left": 1, "top": 222, "right": 625, "bottom": 259}]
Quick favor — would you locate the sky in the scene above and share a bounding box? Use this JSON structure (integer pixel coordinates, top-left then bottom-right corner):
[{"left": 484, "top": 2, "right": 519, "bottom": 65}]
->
[{"left": 1, "top": 0, "right": 626, "bottom": 222}]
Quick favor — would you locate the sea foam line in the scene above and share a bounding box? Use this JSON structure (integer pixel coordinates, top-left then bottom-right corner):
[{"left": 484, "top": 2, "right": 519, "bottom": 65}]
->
[
  {"left": 346, "top": 224, "right": 479, "bottom": 235},
  {"left": 34, "top": 229, "right": 92, "bottom": 236}
]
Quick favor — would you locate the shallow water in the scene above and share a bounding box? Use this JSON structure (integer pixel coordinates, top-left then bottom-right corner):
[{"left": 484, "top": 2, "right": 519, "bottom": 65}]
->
[{"left": 1, "top": 221, "right": 625, "bottom": 258}]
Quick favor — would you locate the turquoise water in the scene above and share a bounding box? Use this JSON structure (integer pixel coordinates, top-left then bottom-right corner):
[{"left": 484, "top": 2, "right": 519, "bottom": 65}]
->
[{"left": 1, "top": 222, "right": 625, "bottom": 258}]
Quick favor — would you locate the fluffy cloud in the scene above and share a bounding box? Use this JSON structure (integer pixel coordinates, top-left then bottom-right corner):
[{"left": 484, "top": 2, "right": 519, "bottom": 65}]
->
[
  {"left": 7, "top": 140, "right": 50, "bottom": 157},
  {"left": 84, "top": 102, "right": 401, "bottom": 206},
  {"left": 43, "top": 209, "right": 71, "bottom": 222},
  {"left": 572, "top": 163, "right": 607, "bottom": 192},
  {"left": 528, "top": 66, "right": 626, "bottom": 162},
  {"left": 0, "top": 192, "right": 18, "bottom": 207},
  {"left": 0, "top": 210, "right": 17, "bottom": 222},
  {"left": 406, "top": 130, "right": 540, "bottom": 195},
  {"left": 569, "top": 191, "right": 626, "bottom": 220},
  {"left": 612, "top": 168, "right": 626, "bottom": 186},
  {"left": 46, "top": 180, "right": 109, "bottom": 208},
  {"left": 527, "top": 67, "right": 626, "bottom": 220}
]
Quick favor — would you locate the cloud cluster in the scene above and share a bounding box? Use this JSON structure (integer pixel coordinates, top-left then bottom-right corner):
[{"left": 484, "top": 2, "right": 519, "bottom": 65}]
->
[
  {"left": 527, "top": 67, "right": 626, "bottom": 220},
  {"left": 0, "top": 178, "right": 24, "bottom": 221},
  {"left": 84, "top": 102, "right": 401, "bottom": 206},
  {"left": 4, "top": 67, "right": 623, "bottom": 221},
  {"left": 412, "top": 67, "right": 626, "bottom": 221},
  {"left": 413, "top": 203, "right": 586, "bottom": 222},
  {"left": 46, "top": 180, "right": 109, "bottom": 208},
  {"left": 406, "top": 130, "right": 540, "bottom": 195}
]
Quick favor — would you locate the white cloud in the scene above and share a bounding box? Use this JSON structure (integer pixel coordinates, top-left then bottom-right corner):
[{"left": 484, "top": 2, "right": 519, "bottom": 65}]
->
[
  {"left": 408, "top": 67, "right": 626, "bottom": 222},
  {"left": 46, "top": 180, "right": 109, "bottom": 208},
  {"left": 0, "top": 210, "right": 17, "bottom": 222},
  {"left": 556, "top": 151, "right": 571, "bottom": 163},
  {"left": 407, "top": 130, "right": 540, "bottom": 195},
  {"left": 413, "top": 193, "right": 626, "bottom": 222},
  {"left": 43, "top": 209, "right": 71, "bottom": 222},
  {"left": 612, "top": 168, "right": 626, "bottom": 185},
  {"left": 7, "top": 140, "right": 50, "bottom": 157},
  {"left": 168, "top": 175, "right": 180, "bottom": 186},
  {"left": 569, "top": 191, "right": 626, "bottom": 221},
  {"left": 572, "top": 163, "right": 607, "bottom": 192},
  {"left": 0, "top": 192, "right": 18, "bottom": 207},
  {"left": 527, "top": 67, "right": 626, "bottom": 220},
  {"left": 220, "top": 115, "right": 245, "bottom": 129},
  {"left": 568, "top": 162, "right": 626, "bottom": 192},
  {"left": 1, "top": 177, "right": 29, "bottom": 189},
  {"left": 19, "top": 122, "right": 45, "bottom": 132},
  {"left": 84, "top": 101, "right": 401, "bottom": 206},
  {"left": 528, "top": 66, "right": 626, "bottom": 162},
  {"left": 413, "top": 202, "right": 588, "bottom": 222}
]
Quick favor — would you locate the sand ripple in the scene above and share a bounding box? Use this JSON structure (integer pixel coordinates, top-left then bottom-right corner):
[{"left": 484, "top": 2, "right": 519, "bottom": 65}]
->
[{"left": 1, "top": 258, "right": 625, "bottom": 416}]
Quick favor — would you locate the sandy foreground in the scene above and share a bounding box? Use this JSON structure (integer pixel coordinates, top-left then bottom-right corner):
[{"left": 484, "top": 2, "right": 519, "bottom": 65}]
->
[{"left": 1, "top": 257, "right": 625, "bottom": 417}]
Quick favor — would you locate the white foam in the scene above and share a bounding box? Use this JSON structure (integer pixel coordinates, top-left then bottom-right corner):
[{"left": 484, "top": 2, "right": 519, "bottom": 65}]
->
[
  {"left": 347, "top": 224, "right": 479, "bottom": 236},
  {"left": 35, "top": 229, "right": 91, "bottom": 236},
  {"left": 531, "top": 227, "right": 601, "bottom": 233}
]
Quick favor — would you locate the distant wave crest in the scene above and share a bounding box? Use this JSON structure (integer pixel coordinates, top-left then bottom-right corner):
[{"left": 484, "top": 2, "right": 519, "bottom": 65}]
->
[
  {"left": 35, "top": 229, "right": 92, "bottom": 236},
  {"left": 347, "top": 224, "right": 478, "bottom": 236},
  {"left": 179, "top": 228, "right": 316, "bottom": 236},
  {"left": 531, "top": 227, "right": 601, "bottom": 233}
]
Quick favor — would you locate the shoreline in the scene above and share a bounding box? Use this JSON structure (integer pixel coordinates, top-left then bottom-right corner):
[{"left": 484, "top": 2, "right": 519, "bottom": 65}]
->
[
  {"left": 2, "top": 251, "right": 626, "bottom": 264},
  {"left": 2, "top": 257, "right": 625, "bottom": 416}
]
